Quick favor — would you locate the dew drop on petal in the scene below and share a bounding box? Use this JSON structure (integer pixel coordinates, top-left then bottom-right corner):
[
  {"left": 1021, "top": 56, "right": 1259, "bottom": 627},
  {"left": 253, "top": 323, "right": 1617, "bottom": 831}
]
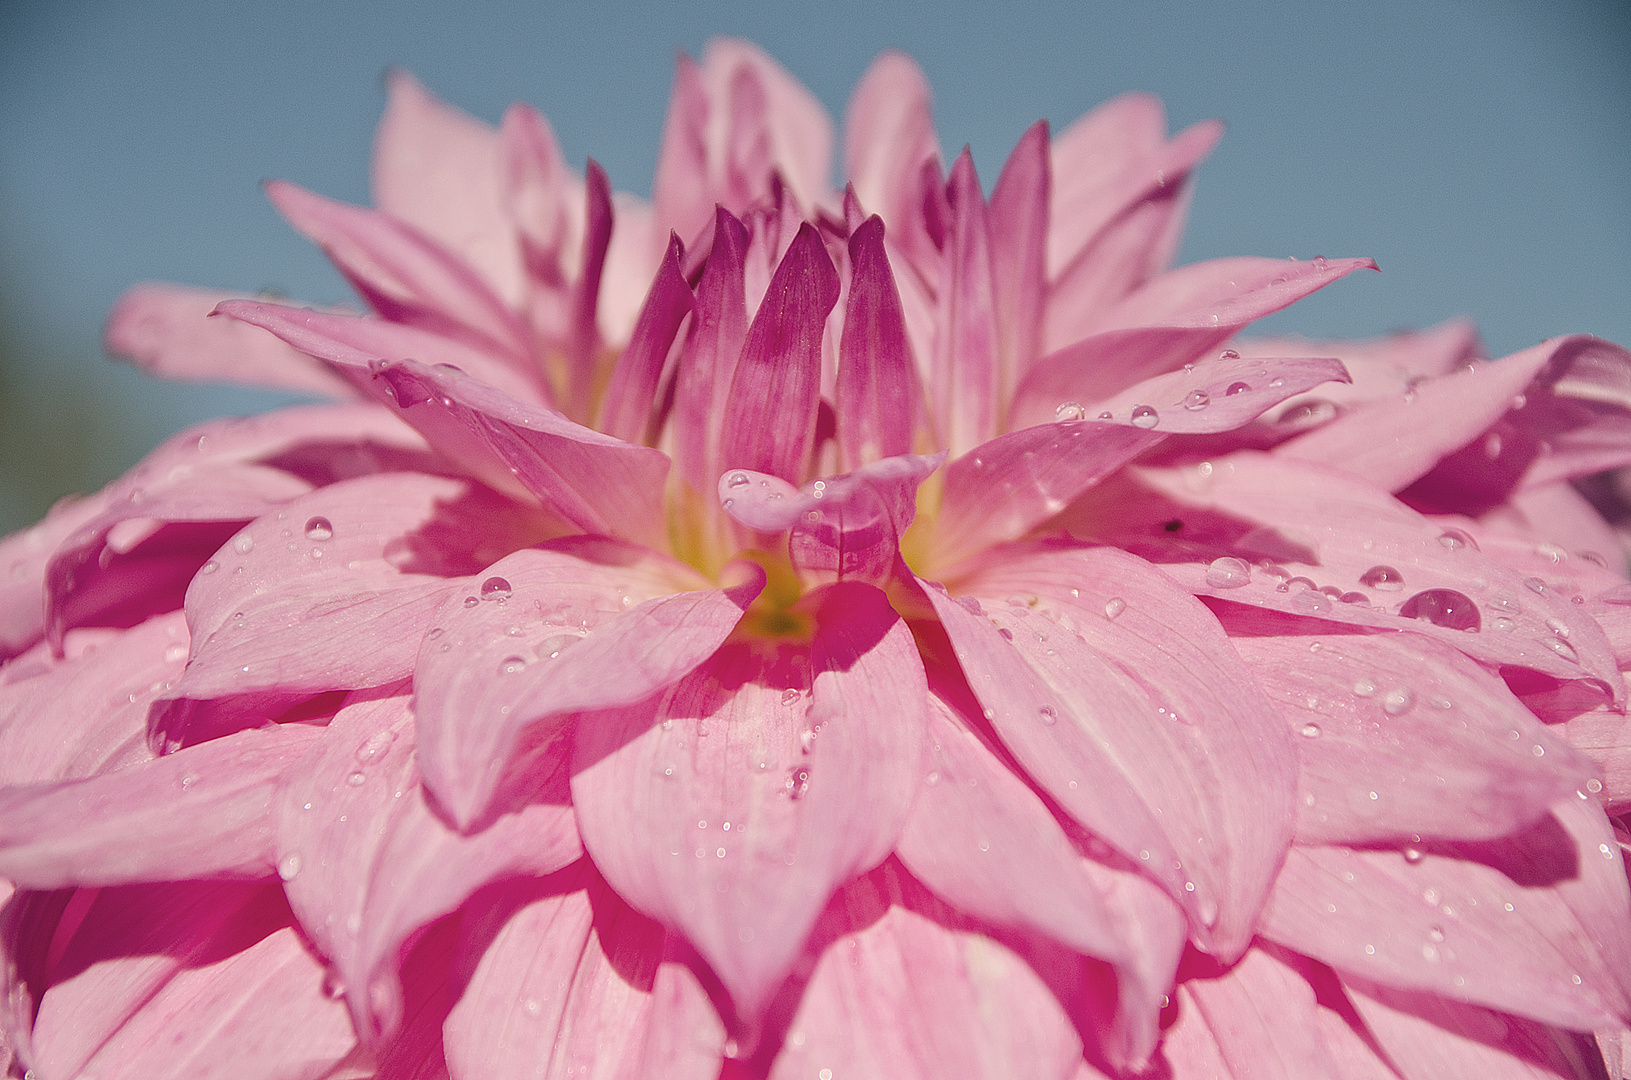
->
[
  {"left": 480, "top": 576, "right": 512, "bottom": 601},
  {"left": 164, "top": 643, "right": 188, "bottom": 664},
  {"left": 1038, "top": 705, "right": 1058, "bottom": 726},
  {"left": 1300, "top": 723, "right": 1322, "bottom": 738},
  {"left": 200, "top": 560, "right": 218, "bottom": 575},
  {"left": 1359, "top": 565, "right": 1405, "bottom": 591},
  {"left": 1547, "top": 638, "right": 1579, "bottom": 662},
  {"left": 1589, "top": 778, "right": 1604, "bottom": 794},
  {"left": 1545, "top": 617, "right": 1570, "bottom": 638},
  {"left": 786, "top": 766, "right": 811, "bottom": 800},
  {"left": 1220, "top": 349, "right": 1240, "bottom": 360},
  {"left": 1398, "top": 589, "right": 1481, "bottom": 632},
  {"left": 278, "top": 852, "right": 302, "bottom": 881},
  {"left": 1129, "top": 405, "right": 1160, "bottom": 429},
  {"left": 1436, "top": 528, "right": 1477, "bottom": 551},
  {"left": 1104, "top": 597, "right": 1126, "bottom": 619},
  {"left": 463, "top": 596, "right": 479, "bottom": 608},
  {"left": 781, "top": 687, "right": 801, "bottom": 706},
  {"left": 1339, "top": 591, "right": 1370, "bottom": 605},
  {"left": 304, "top": 517, "right": 333, "bottom": 541},
  {"left": 233, "top": 533, "right": 254, "bottom": 555},
  {"left": 1097, "top": 410, "right": 1113, "bottom": 420},
  {"left": 1205, "top": 556, "right": 1252, "bottom": 589},
  {"left": 1524, "top": 577, "right": 1548, "bottom": 595},
  {"left": 1292, "top": 590, "right": 1331, "bottom": 614},
  {"left": 1054, "top": 401, "right": 1088, "bottom": 421},
  {"left": 355, "top": 729, "right": 396, "bottom": 765},
  {"left": 1183, "top": 390, "right": 1210, "bottom": 412},
  {"left": 1225, "top": 381, "right": 1251, "bottom": 396},
  {"left": 1353, "top": 679, "right": 1377, "bottom": 698},
  {"left": 1382, "top": 688, "right": 1415, "bottom": 715},
  {"left": 1404, "top": 847, "right": 1424, "bottom": 863},
  {"left": 346, "top": 771, "right": 366, "bottom": 787},
  {"left": 726, "top": 471, "right": 750, "bottom": 488},
  {"left": 498, "top": 655, "right": 527, "bottom": 676}
]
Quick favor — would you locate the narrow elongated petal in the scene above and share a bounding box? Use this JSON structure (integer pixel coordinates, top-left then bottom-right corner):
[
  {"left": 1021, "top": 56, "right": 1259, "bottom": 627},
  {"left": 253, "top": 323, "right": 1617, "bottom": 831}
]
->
[
  {"left": 837, "top": 215, "right": 921, "bottom": 469},
  {"left": 1165, "top": 947, "right": 1344, "bottom": 1080},
  {"left": 673, "top": 208, "right": 751, "bottom": 496},
  {"left": 599, "top": 232, "right": 693, "bottom": 444},
  {"left": 699, "top": 39, "right": 834, "bottom": 216},
  {"left": 767, "top": 863, "right": 1084, "bottom": 1080},
  {"left": 844, "top": 51, "right": 940, "bottom": 275},
  {"left": 499, "top": 100, "right": 580, "bottom": 300},
  {"left": 445, "top": 869, "right": 725, "bottom": 1080},
  {"left": 931, "top": 151, "right": 1001, "bottom": 458},
  {"left": 1259, "top": 797, "right": 1631, "bottom": 1030},
  {"left": 934, "top": 543, "right": 1298, "bottom": 958},
  {"left": 23, "top": 882, "right": 354, "bottom": 1080},
  {"left": 373, "top": 68, "right": 523, "bottom": 306},
  {"left": 989, "top": 120, "right": 1050, "bottom": 404},
  {"left": 652, "top": 53, "right": 714, "bottom": 250},
  {"left": 562, "top": 159, "right": 614, "bottom": 422},
  {"left": 0, "top": 723, "right": 319, "bottom": 888},
  {"left": 105, "top": 284, "right": 353, "bottom": 396},
  {"left": 572, "top": 582, "right": 926, "bottom": 1019},
  {"left": 414, "top": 541, "right": 757, "bottom": 829},
  {"left": 718, "top": 222, "right": 841, "bottom": 485},
  {"left": 265, "top": 180, "right": 531, "bottom": 358},
  {"left": 1222, "top": 613, "right": 1593, "bottom": 845}
]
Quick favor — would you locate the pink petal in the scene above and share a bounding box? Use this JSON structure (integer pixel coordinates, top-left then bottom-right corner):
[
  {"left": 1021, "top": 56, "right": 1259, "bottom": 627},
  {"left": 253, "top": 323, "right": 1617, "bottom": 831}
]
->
[
  {"left": 444, "top": 868, "right": 725, "bottom": 1080},
  {"left": 0, "top": 723, "right": 319, "bottom": 888},
  {"left": 1080, "top": 453, "right": 1625, "bottom": 702},
  {"left": 560, "top": 159, "right": 614, "bottom": 423},
  {"left": 698, "top": 39, "right": 834, "bottom": 218},
  {"left": 673, "top": 208, "right": 752, "bottom": 499},
  {"left": 895, "top": 690, "right": 1184, "bottom": 1071},
  {"left": 599, "top": 232, "right": 693, "bottom": 445},
  {"left": 265, "top": 179, "right": 531, "bottom": 358},
  {"left": 0, "top": 614, "right": 183, "bottom": 784},
  {"left": 837, "top": 215, "right": 922, "bottom": 469},
  {"left": 718, "top": 222, "right": 841, "bottom": 485},
  {"left": 273, "top": 686, "right": 580, "bottom": 1044},
  {"left": 218, "top": 300, "right": 673, "bottom": 545},
  {"left": 571, "top": 582, "right": 926, "bottom": 1019},
  {"left": 499, "top": 100, "right": 580, "bottom": 310},
  {"left": 0, "top": 494, "right": 107, "bottom": 659},
  {"left": 23, "top": 882, "right": 354, "bottom": 1080},
  {"left": 930, "top": 150, "right": 1001, "bottom": 459},
  {"left": 766, "top": 863, "right": 1084, "bottom": 1080},
  {"left": 372, "top": 69, "right": 523, "bottom": 307},
  {"left": 989, "top": 120, "right": 1050, "bottom": 405},
  {"left": 1164, "top": 947, "right": 1345, "bottom": 1080},
  {"left": 415, "top": 539, "right": 757, "bottom": 830},
  {"left": 843, "top": 50, "right": 941, "bottom": 278},
  {"left": 1223, "top": 612, "right": 1594, "bottom": 845},
  {"left": 1235, "top": 317, "right": 1486, "bottom": 407},
  {"left": 105, "top": 284, "right": 354, "bottom": 396},
  {"left": 1259, "top": 797, "right": 1631, "bottom": 1030},
  {"left": 652, "top": 52, "right": 715, "bottom": 251},
  {"left": 1490, "top": 482, "right": 1625, "bottom": 575},
  {"left": 1046, "top": 92, "right": 1175, "bottom": 277},
  {"left": 177, "top": 472, "right": 507, "bottom": 701},
  {"left": 934, "top": 542, "right": 1298, "bottom": 959}
]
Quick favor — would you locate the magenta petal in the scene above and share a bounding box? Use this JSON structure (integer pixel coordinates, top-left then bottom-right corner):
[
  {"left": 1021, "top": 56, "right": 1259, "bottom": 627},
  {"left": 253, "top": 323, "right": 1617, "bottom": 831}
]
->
[
  {"left": 445, "top": 869, "right": 725, "bottom": 1080},
  {"left": 837, "top": 215, "right": 921, "bottom": 469},
  {"left": 415, "top": 540, "right": 757, "bottom": 829},
  {"left": 561, "top": 159, "right": 614, "bottom": 422},
  {"left": 767, "top": 864, "right": 1084, "bottom": 1080},
  {"left": 989, "top": 120, "right": 1050, "bottom": 402},
  {"left": 1165, "top": 947, "right": 1346, "bottom": 1080},
  {"left": 22, "top": 882, "right": 353, "bottom": 1080},
  {"left": 933, "top": 543, "right": 1298, "bottom": 959},
  {"left": 372, "top": 68, "right": 522, "bottom": 307},
  {"left": 274, "top": 687, "right": 580, "bottom": 1044},
  {"left": 1224, "top": 615, "right": 1593, "bottom": 845},
  {"left": 718, "top": 222, "right": 841, "bottom": 485},
  {"left": 599, "top": 232, "right": 693, "bottom": 445},
  {"left": 930, "top": 150, "right": 1001, "bottom": 459},
  {"left": 265, "top": 180, "right": 531, "bottom": 358},
  {"left": 105, "top": 284, "right": 354, "bottom": 396},
  {"left": 1260, "top": 797, "right": 1631, "bottom": 1030},
  {"left": 571, "top": 582, "right": 926, "bottom": 1019},
  {"left": 0, "top": 723, "right": 319, "bottom": 888}
]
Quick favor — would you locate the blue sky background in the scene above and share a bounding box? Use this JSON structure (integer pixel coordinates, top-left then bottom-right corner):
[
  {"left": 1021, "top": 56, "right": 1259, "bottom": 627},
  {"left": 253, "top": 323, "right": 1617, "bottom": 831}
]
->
[{"left": 1, "top": 0, "right": 1627, "bottom": 533}]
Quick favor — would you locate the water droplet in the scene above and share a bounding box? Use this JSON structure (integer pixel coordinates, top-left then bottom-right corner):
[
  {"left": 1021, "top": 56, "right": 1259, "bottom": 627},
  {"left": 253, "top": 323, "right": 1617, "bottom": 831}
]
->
[
  {"left": 1382, "top": 688, "right": 1415, "bottom": 715},
  {"left": 1205, "top": 556, "right": 1252, "bottom": 589},
  {"left": 1054, "top": 401, "right": 1088, "bottom": 421},
  {"left": 163, "top": 642, "right": 188, "bottom": 664},
  {"left": 1183, "top": 389, "right": 1210, "bottom": 412},
  {"left": 786, "top": 766, "right": 811, "bottom": 800},
  {"left": 480, "top": 576, "right": 512, "bottom": 601},
  {"left": 1300, "top": 723, "right": 1322, "bottom": 738},
  {"left": 1129, "top": 405, "right": 1159, "bottom": 429},
  {"left": 498, "top": 655, "right": 527, "bottom": 675},
  {"left": 1353, "top": 679, "right": 1377, "bottom": 697},
  {"left": 726, "top": 471, "right": 750, "bottom": 488},
  {"left": 1220, "top": 349, "right": 1240, "bottom": 360},
  {"left": 200, "top": 560, "right": 218, "bottom": 575},
  {"left": 278, "top": 852, "right": 302, "bottom": 881},
  {"left": 1338, "top": 591, "right": 1369, "bottom": 605},
  {"left": 1547, "top": 638, "right": 1579, "bottom": 662},
  {"left": 1404, "top": 846, "right": 1424, "bottom": 863},
  {"left": 1292, "top": 590, "right": 1331, "bottom": 614},
  {"left": 1488, "top": 595, "right": 1521, "bottom": 614},
  {"left": 1224, "top": 381, "right": 1251, "bottom": 396},
  {"left": 1437, "top": 528, "right": 1477, "bottom": 551},
  {"left": 1524, "top": 577, "right": 1548, "bottom": 595},
  {"left": 355, "top": 729, "right": 396, "bottom": 765},
  {"left": 462, "top": 596, "right": 479, "bottom": 608},
  {"left": 1589, "top": 778, "right": 1604, "bottom": 793},
  {"left": 304, "top": 517, "right": 333, "bottom": 541},
  {"left": 1545, "top": 617, "right": 1570, "bottom": 638},
  {"left": 1359, "top": 565, "right": 1405, "bottom": 591},
  {"left": 1104, "top": 596, "right": 1126, "bottom": 619},
  {"left": 1097, "top": 410, "right": 1113, "bottom": 420},
  {"left": 1269, "top": 377, "right": 1286, "bottom": 389},
  {"left": 233, "top": 534, "right": 254, "bottom": 555},
  {"left": 1038, "top": 705, "right": 1058, "bottom": 725},
  {"left": 346, "top": 771, "right": 366, "bottom": 787},
  {"left": 1398, "top": 589, "right": 1481, "bottom": 632},
  {"left": 781, "top": 687, "right": 801, "bottom": 706}
]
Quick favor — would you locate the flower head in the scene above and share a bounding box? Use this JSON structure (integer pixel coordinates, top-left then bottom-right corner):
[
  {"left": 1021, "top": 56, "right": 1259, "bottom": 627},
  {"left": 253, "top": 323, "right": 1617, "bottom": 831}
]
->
[{"left": 4, "top": 39, "right": 1631, "bottom": 1080}]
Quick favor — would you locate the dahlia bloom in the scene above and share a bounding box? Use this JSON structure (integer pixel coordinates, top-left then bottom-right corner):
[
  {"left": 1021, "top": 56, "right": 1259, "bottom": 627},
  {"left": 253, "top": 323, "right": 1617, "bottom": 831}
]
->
[{"left": 4, "top": 38, "right": 1631, "bottom": 1080}]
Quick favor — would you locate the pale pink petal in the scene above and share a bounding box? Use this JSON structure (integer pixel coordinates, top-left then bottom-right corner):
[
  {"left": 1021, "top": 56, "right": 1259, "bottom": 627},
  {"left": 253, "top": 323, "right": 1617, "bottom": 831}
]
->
[
  {"left": 1223, "top": 613, "right": 1594, "bottom": 845},
  {"left": 1259, "top": 797, "right": 1631, "bottom": 1030},
  {"left": 274, "top": 687, "right": 580, "bottom": 1044},
  {"left": 989, "top": 121, "right": 1050, "bottom": 405},
  {"left": 673, "top": 209, "right": 752, "bottom": 498},
  {"left": 414, "top": 540, "right": 756, "bottom": 829},
  {"left": 0, "top": 722, "right": 319, "bottom": 888},
  {"left": 498, "top": 101, "right": 580, "bottom": 311},
  {"left": 266, "top": 180, "right": 531, "bottom": 358},
  {"left": 837, "top": 215, "right": 922, "bottom": 469},
  {"left": 178, "top": 473, "right": 516, "bottom": 701},
  {"left": 931, "top": 543, "right": 1298, "bottom": 959},
  {"left": 929, "top": 150, "right": 1001, "bottom": 459},
  {"left": 766, "top": 863, "right": 1083, "bottom": 1080},
  {"left": 445, "top": 868, "right": 725, "bottom": 1080},
  {"left": 699, "top": 39, "right": 834, "bottom": 217},
  {"left": 105, "top": 283, "right": 354, "bottom": 396},
  {"left": 1484, "top": 483, "right": 1625, "bottom": 575},
  {"left": 843, "top": 50, "right": 941, "bottom": 277},
  {"left": 598, "top": 232, "right": 692, "bottom": 445},
  {"left": 1077, "top": 453, "right": 1625, "bottom": 700},
  {"left": 0, "top": 493, "right": 108, "bottom": 659},
  {"left": 24, "top": 882, "right": 353, "bottom": 1080},
  {"left": 1165, "top": 947, "right": 1345, "bottom": 1080},
  {"left": 652, "top": 53, "right": 714, "bottom": 250},
  {"left": 218, "top": 300, "right": 672, "bottom": 545},
  {"left": 1346, "top": 978, "right": 1607, "bottom": 1080},
  {"left": 571, "top": 582, "right": 926, "bottom": 1019},
  {"left": 1235, "top": 317, "right": 1485, "bottom": 412},
  {"left": 0, "top": 613, "right": 184, "bottom": 784},
  {"left": 718, "top": 222, "right": 841, "bottom": 485},
  {"left": 372, "top": 69, "right": 523, "bottom": 307},
  {"left": 1557, "top": 703, "right": 1631, "bottom": 814},
  {"left": 600, "top": 191, "right": 662, "bottom": 346},
  {"left": 1046, "top": 92, "right": 1171, "bottom": 277},
  {"left": 895, "top": 691, "right": 1183, "bottom": 1070}
]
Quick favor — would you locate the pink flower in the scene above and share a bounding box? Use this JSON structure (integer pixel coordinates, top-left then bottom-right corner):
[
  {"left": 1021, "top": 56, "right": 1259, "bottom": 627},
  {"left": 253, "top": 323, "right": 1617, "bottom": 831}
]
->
[{"left": 4, "top": 38, "right": 1631, "bottom": 1080}]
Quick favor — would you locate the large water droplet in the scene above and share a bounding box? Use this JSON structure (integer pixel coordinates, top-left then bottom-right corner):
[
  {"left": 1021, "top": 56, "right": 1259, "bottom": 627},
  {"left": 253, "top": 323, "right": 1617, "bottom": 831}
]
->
[
  {"left": 781, "top": 687, "right": 801, "bottom": 706},
  {"left": 480, "top": 576, "right": 512, "bottom": 601},
  {"left": 278, "top": 852, "right": 302, "bottom": 881},
  {"left": 1103, "top": 596, "right": 1126, "bottom": 619},
  {"left": 200, "top": 559, "right": 219, "bottom": 575},
  {"left": 1292, "top": 590, "right": 1331, "bottom": 614},
  {"left": 1220, "top": 349, "right": 1241, "bottom": 360},
  {"left": 233, "top": 533, "right": 254, "bottom": 555},
  {"left": 1205, "top": 556, "right": 1252, "bottom": 589},
  {"left": 726, "top": 471, "right": 750, "bottom": 488},
  {"left": 1129, "top": 405, "right": 1159, "bottom": 429},
  {"left": 304, "top": 517, "right": 333, "bottom": 541},
  {"left": 1054, "top": 401, "right": 1088, "bottom": 421},
  {"left": 1038, "top": 705, "right": 1058, "bottom": 726},
  {"left": 1547, "top": 638, "right": 1579, "bottom": 662},
  {"left": 1398, "top": 589, "right": 1481, "bottom": 632},
  {"left": 1300, "top": 723, "right": 1322, "bottom": 738},
  {"left": 1437, "top": 528, "right": 1477, "bottom": 551},
  {"left": 355, "top": 729, "right": 396, "bottom": 765},
  {"left": 498, "top": 655, "right": 527, "bottom": 676},
  {"left": 1224, "top": 381, "right": 1251, "bottom": 396},
  {"left": 1183, "top": 390, "right": 1210, "bottom": 412},
  {"left": 1545, "top": 617, "right": 1570, "bottom": 638},
  {"left": 164, "top": 643, "right": 188, "bottom": 664},
  {"left": 1382, "top": 688, "right": 1415, "bottom": 715},
  {"left": 1359, "top": 565, "right": 1405, "bottom": 591}
]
